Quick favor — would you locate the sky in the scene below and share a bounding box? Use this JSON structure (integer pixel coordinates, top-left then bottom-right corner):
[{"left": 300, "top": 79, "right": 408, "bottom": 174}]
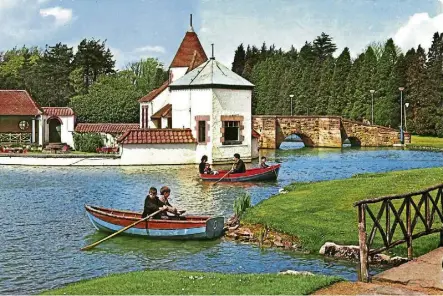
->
[{"left": 1, "top": 0, "right": 443, "bottom": 69}]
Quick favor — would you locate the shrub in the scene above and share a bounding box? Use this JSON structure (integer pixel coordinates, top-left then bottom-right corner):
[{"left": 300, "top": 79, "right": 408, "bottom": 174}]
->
[
  {"left": 73, "top": 133, "right": 104, "bottom": 152},
  {"left": 233, "top": 193, "right": 251, "bottom": 218}
]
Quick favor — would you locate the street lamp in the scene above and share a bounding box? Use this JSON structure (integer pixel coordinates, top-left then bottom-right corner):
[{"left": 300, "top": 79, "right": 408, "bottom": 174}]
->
[
  {"left": 289, "top": 94, "right": 294, "bottom": 116},
  {"left": 404, "top": 102, "right": 409, "bottom": 132},
  {"left": 399, "top": 87, "right": 405, "bottom": 144},
  {"left": 370, "top": 90, "right": 375, "bottom": 125}
]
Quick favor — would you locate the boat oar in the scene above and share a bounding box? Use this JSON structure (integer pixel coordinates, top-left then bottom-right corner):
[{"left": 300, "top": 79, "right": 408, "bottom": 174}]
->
[
  {"left": 80, "top": 209, "right": 164, "bottom": 251},
  {"left": 214, "top": 170, "right": 231, "bottom": 185}
]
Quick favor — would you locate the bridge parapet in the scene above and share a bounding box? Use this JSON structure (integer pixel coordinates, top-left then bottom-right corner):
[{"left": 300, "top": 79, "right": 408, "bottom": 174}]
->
[{"left": 252, "top": 116, "right": 408, "bottom": 149}]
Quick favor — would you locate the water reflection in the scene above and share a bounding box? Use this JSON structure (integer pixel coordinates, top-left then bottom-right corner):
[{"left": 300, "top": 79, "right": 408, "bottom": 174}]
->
[{"left": 1, "top": 145, "right": 442, "bottom": 294}]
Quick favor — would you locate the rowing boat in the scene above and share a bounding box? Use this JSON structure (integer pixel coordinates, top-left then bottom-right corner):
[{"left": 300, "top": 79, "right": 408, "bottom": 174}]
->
[
  {"left": 200, "top": 164, "right": 281, "bottom": 182},
  {"left": 85, "top": 205, "right": 225, "bottom": 240}
]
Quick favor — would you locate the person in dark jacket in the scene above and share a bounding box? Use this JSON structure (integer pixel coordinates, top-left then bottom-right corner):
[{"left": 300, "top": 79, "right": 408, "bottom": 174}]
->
[
  {"left": 199, "top": 155, "right": 208, "bottom": 174},
  {"left": 230, "top": 153, "right": 246, "bottom": 174},
  {"left": 141, "top": 187, "right": 164, "bottom": 219},
  {"left": 260, "top": 156, "right": 269, "bottom": 168}
]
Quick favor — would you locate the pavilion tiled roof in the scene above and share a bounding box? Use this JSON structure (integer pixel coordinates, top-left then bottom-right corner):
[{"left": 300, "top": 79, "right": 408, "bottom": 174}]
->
[
  {"left": 42, "top": 107, "right": 75, "bottom": 117},
  {"left": 0, "top": 90, "right": 42, "bottom": 116},
  {"left": 151, "top": 104, "right": 172, "bottom": 119},
  {"left": 170, "top": 31, "right": 208, "bottom": 68},
  {"left": 75, "top": 123, "right": 139, "bottom": 134},
  {"left": 117, "top": 129, "right": 196, "bottom": 144},
  {"left": 139, "top": 80, "right": 169, "bottom": 103}
]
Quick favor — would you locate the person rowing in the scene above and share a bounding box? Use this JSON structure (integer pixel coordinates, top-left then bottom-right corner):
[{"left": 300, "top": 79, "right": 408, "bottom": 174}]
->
[
  {"left": 142, "top": 187, "right": 184, "bottom": 220},
  {"left": 230, "top": 153, "right": 246, "bottom": 174}
]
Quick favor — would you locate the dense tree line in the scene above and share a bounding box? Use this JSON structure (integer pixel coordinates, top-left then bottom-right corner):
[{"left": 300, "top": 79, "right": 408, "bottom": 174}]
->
[
  {"left": 0, "top": 39, "right": 167, "bottom": 123},
  {"left": 232, "top": 32, "right": 443, "bottom": 136}
]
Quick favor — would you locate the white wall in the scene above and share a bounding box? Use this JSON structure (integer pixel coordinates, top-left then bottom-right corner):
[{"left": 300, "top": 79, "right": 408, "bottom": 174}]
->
[
  {"left": 211, "top": 88, "right": 252, "bottom": 163},
  {"left": 42, "top": 115, "right": 75, "bottom": 147},
  {"left": 252, "top": 137, "right": 259, "bottom": 159},
  {"left": 120, "top": 143, "right": 197, "bottom": 165},
  {"left": 170, "top": 67, "right": 188, "bottom": 82}
]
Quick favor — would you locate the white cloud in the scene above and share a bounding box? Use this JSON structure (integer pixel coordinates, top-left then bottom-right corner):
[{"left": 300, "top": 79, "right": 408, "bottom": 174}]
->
[
  {"left": 134, "top": 45, "right": 166, "bottom": 54},
  {"left": 39, "top": 6, "right": 73, "bottom": 26},
  {"left": 0, "top": 0, "right": 73, "bottom": 50},
  {"left": 394, "top": 11, "right": 443, "bottom": 52}
]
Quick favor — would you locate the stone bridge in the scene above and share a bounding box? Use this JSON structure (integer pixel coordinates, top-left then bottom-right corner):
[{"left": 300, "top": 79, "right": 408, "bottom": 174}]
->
[{"left": 252, "top": 116, "right": 411, "bottom": 149}]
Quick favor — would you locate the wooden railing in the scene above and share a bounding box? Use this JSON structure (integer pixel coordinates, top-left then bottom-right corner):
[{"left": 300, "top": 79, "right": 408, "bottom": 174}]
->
[
  {"left": 0, "top": 133, "right": 32, "bottom": 144},
  {"left": 354, "top": 184, "right": 443, "bottom": 282}
]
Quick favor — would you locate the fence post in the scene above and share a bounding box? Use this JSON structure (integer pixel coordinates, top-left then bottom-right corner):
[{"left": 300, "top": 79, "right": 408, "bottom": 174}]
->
[
  {"left": 440, "top": 188, "right": 443, "bottom": 247},
  {"left": 358, "top": 204, "right": 369, "bottom": 282},
  {"left": 406, "top": 196, "right": 413, "bottom": 260}
]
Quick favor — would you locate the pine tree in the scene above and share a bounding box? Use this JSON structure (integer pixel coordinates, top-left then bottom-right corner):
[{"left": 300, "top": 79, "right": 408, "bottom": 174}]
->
[
  {"left": 312, "top": 32, "right": 337, "bottom": 61},
  {"left": 329, "top": 47, "right": 351, "bottom": 115},
  {"left": 232, "top": 44, "right": 246, "bottom": 75}
]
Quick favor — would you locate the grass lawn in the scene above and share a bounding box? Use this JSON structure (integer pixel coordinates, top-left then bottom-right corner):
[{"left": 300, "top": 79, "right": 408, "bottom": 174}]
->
[
  {"left": 41, "top": 270, "right": 342, "bottom": 295},
  {"left": 243, "top": 167, "right": 443, "bottom": 257},
  {"left": 409, "top": 135, "right": 443, "bottom": 149}
]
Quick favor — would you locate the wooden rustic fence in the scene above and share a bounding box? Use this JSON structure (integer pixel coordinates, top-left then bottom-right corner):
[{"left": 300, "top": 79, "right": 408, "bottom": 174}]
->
[{"left": 354, "top": 184, "right": 443, "bottom": 282}]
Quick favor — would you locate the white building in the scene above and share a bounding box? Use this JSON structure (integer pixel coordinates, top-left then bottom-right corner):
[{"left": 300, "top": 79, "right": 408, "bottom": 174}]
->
[{"left": 119, "top": 17, "right": 257, "bottom": 164}]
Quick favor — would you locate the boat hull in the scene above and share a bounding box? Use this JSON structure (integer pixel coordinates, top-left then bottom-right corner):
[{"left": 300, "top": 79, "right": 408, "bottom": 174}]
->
[
  {"left": 85, "top": 205, "right": 224, "bottom": 240},
  {"left": 200, "top": 164, "right": 280, "bottom": 182}
]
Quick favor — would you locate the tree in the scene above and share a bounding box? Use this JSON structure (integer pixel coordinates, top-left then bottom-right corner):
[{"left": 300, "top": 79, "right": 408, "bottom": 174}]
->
[
  {"left": 125, "top": 58, "right": 168, "bottom": 94},
  {"left": 312, "top": 32, "right": 337, "bottom": 61},
  {"left": 329, "top": 47, "right": 351, "bottom": 114},
  {"left": 73, "top": 38, "right": 115, "bottom": 92},
  {"left": 69, "top": 72, "right": 143, "bottom": 123},
  {"left": 36, "top": 43, "right": 74, "bottom": 106},
  {"left": 232, "top": 43, "right": 246, "bottom": 75}
]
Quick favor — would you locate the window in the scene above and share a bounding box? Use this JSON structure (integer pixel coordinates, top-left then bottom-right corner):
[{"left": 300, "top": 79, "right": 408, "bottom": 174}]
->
[
  {"left": 198, "top": 121, "right": 206, "bottom": 142},
  {"left": 221, "top": 115, "right": 244, "bottom": 145},
  {"left": 19, "top": 121, "right": 29, "bottom": 130},
  {"left": 195, "top": 116, "right": 210, "bottom": 144}
]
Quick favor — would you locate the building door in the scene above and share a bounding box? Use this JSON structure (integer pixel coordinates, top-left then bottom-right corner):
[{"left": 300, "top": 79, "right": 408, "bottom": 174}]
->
[{"left": 48, "top": 119, "right": 61, "bottom": 143}]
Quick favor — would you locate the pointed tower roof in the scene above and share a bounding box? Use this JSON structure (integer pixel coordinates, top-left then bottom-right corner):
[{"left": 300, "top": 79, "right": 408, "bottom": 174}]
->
[
  {"left": 169, "top": 14, "right": 208, "bottom": 68},
  {"left": 169, "top": 59, "right": 254, "bottom": 90}
]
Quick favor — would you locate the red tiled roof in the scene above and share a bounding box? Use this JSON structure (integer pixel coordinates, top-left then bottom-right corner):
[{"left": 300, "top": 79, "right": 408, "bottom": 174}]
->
[
  {"left": 117, "top": 129, "right": 196, "bottom": 144},
  {"left": 75, "top": 123, "right": 139, "bottom": 133},
  {"left": 170, "top": 31, "right": 208, "bottom": 68},
  {"left": 0, "top": 90, "right": 42, "bottom": 116},
  {"left": 42, "top": 107, "right": 75, "bottom": 116},
  {"left": 252, "top": 129, "right": 260, "bottom": 139},
  {"left": 139, "top": 80, "right": 169, "bottom": 103},
  {"left": 151, "top": 104, "right": 172, "bottom": 119}
]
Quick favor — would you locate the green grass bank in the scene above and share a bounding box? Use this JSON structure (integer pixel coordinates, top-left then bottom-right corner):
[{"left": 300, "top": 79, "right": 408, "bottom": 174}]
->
[
  {"left": 407, "top": 135, "right": 443, "bottom": 150},
  {"left": 243, "top": 167, "right": 443, "bottom": 257},
  {"left": 42, "top": 270, "right": 341, "bottom": 295}
]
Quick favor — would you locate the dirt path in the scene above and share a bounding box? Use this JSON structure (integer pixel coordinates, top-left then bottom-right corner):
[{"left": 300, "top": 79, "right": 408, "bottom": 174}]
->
[{"left": 313, "top": 281, "right": 442, "bottom": 295}]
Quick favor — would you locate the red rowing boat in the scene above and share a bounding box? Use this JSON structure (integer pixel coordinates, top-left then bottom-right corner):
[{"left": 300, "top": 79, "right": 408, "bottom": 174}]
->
[
  {"left": 85, "top": 205, "right": 225, "bottom": 240},
  {"left": 200, "top": 164, "right": 280, "bottom": 182}
]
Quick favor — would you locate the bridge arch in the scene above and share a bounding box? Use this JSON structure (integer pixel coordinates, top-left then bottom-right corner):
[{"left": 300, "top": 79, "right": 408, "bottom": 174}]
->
[{"left": 343, "top": 136, "right": 361, "bottom": 147}]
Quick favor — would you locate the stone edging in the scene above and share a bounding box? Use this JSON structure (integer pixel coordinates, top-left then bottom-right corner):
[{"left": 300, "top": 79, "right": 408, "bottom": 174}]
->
[
  {"left": 406, "top": 145, "right": 443, "bottom": 152},
  {"left": 224, "top": 219, "right": 407, "bottom": 264}
]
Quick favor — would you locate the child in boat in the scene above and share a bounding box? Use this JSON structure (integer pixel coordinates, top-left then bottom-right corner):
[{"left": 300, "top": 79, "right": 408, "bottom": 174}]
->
[
  {"left": 159, "top": 186, "right": 186, "bottom": 220},
  {"left": 260, "top": 156, "right": 269, "bottom": 168},
  {"left": 204, "top": 162, "right": 219, "bottom": 175}
]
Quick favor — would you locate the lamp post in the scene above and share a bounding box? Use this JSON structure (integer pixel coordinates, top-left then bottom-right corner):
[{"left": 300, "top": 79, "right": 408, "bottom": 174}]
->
[
  {"left": 399, "top": 87, "right": 405, "bottom": 144},
  {"left": 289, "top": 94, "right": 294, "bottom": 116},
  {"left": 404, "top": 102, "right": 409, "bottom": 132},
  {"left": 370, "top": 90, "right": 375, "bottom": 125}
]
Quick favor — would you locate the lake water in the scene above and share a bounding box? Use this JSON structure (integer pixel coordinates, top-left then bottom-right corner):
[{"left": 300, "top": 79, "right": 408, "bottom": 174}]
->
[{"left": 1, "top": 143, "right": 442, "bottom": 294}]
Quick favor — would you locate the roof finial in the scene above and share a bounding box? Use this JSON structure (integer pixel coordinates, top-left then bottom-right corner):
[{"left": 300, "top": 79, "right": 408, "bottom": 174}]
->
[
  {"left": 188, "top": 14, "right": 194, "bottom": 32},
  {"left": 211, "top": 43, "right": 215, "bottom": 60}
]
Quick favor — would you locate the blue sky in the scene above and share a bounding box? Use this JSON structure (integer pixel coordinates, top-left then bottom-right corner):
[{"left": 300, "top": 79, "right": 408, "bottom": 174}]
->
[{"left": 1, "top": 0, "right": 443, "bottom": 69}]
